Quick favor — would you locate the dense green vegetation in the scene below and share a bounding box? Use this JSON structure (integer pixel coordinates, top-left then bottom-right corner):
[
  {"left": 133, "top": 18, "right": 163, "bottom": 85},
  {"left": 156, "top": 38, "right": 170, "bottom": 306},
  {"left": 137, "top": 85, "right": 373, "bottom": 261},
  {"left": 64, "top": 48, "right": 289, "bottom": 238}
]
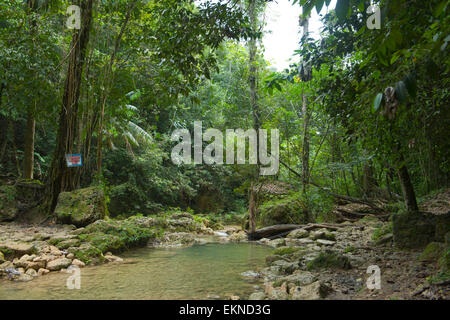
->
[{"left": 0, "top": 0, "right": 448, "bottom": 234}]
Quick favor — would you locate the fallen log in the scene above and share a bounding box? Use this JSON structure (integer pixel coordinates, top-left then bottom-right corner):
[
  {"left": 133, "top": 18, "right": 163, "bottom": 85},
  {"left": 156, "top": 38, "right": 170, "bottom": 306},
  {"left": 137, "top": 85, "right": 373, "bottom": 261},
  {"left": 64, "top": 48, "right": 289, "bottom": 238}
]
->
[
  {"left": 247, "top": 224, "right": 301, "bottom": 240},
  {"left": 247, "top": 223, "right": 350, "bottom": 240}
]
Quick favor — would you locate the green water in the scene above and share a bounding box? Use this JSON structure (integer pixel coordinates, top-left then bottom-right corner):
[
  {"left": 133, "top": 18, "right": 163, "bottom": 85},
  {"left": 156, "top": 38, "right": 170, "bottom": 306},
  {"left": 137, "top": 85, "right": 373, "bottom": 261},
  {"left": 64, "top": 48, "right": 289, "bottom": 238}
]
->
[{"left": 0, "top": 242, "right": 272, "bottom": 300}]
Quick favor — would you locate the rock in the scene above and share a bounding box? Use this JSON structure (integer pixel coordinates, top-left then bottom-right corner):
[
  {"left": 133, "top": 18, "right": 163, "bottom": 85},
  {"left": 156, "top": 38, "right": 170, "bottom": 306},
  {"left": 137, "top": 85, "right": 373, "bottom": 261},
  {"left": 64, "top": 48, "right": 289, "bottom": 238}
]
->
[
  {"left": 71, "top": 259, "right": 85, "bottom": 268},
  {"left": 257, "top": 195, "right": 308, "bottom": 226},
  {"left": 228, "top": 231, "right": 247, "bottom": 242},
  {"left": 49, "top": 246, "right": 62, "bottom": 256},
  {"left": 306, "top": 251, "right": 351, "bottom": 271},
  {"left": 393, "top": 210, "right": 436, "bottom": 249},
  {"left": 56, "top": 239, "right": 81, "bottom": 250},
  {"left": 291, "top": 281, "right": 332, "bottom": 300},
  {"left": 316, "top": 239, "right": 336, "bottom": 246},
  {"left": 266, "top": 255, "right": 285, "bottom": 265},
  {"left": 26, "top": 261, "right": 46, "bottom": 270},
  {"left": 241, "top": 271, "right": 260, "bottom": 278},
  {"left": 286, "top": 238, "right": 314, "bottom": 246},
  {"left": 249, "top": 292, "right": 266, "bottom": 300},
  {"left": 54, "top": 186, "right": 106, "bottom": 227},
  {"left": 46, "top": 258, "right": 72, "bottom": 271},
  {"left": 0, "top": 251, "right": 4, "bottom": 263},
  {"left": 267, "top": 238, "right": 285, "bottom": 248},
  {"left": 67, "top": 253, "right": 75, "bottom": 260},
  {"left": 37, "top": 268, "right": 50, "bottom": 276},
  {"left": 376, "top": 233, "right": 393, "bottom": 245},
  {"left": 230, "top": 295, "right": 240, "bottom": 300},
  {"left": 268, "top": 288, "right": 288, "bottom": 300},
  {"left": 14, "top": 273, "right": 34, "bottom": 282},
  {"left": 0, "top": 261, "right": 14, "bottom": 270},
  {"left": 104, "top": 255, "right": 123, "bottom": 263},
  {"left": 194, "top": 238, "right": 208, "bottom": 245},
  {"left": 287, "top": 229, "right": 309, "bottom": 239},
  {"left": 310, "top": 229, "right": 336, "bottom": 241},
  {"left": 25, "top": 268, "right": 37, "bottom": 277},
  {"left": 272, "top": 260, "right": 299, "bottom": 275},
  {"left": 0, "top": 242, "right": 35, "bottom": 259},
  {"left": 281, "top": 271, "right": 317, "bottom": 286},
  {"left": 419, "top": 242, "right": 445, "bottom": 262}
]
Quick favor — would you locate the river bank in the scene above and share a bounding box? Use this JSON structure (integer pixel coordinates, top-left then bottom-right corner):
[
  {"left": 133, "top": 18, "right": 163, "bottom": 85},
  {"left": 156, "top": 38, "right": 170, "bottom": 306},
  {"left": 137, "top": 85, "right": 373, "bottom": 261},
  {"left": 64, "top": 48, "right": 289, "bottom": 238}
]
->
[
  {"left": 0, "top": 212, "right": 228, "bottom": 282},
  {"left": 244, "top": 216, "right": 450, "bottom": 300},
  {"left": 1, "top": 210, "right": 449, "bottom": 300}
]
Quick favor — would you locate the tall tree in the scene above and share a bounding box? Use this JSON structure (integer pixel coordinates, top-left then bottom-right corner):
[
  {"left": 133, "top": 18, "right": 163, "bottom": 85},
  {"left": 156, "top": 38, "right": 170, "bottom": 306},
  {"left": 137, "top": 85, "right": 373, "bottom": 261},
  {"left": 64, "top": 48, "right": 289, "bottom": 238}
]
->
[{"left": 45, "top": 0, "right": 95, "bottom": 213}]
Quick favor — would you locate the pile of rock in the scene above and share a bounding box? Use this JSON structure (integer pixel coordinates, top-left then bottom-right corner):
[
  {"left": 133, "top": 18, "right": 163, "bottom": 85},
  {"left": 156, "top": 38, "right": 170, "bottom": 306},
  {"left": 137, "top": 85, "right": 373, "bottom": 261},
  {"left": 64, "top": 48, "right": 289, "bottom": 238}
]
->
[{"left": 0, "top": 244, "right": 89, "bottom": 282}]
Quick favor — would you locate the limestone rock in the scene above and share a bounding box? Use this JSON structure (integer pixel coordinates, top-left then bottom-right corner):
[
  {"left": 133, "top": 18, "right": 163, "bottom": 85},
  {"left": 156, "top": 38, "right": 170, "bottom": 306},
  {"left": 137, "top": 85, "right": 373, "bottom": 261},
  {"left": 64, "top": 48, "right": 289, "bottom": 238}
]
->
[
  {"left": 54, "top": 186, "right": 106, "bottom": 227},
  {"left": 316, "top": 239, "right": 336, "bottom": 246},
  {"left": 291, "top": 281, "right": 332, "bottom": 300},
  {"left": 104, "top": 255, "right": 123, "bottom": 263},
  {"left": 0, "top": 242, "right": 35, "bottom": 259},
  {"left": 268, "top": 288, "right": 288, "bottom": 300},
  {"left": 71, "top": 259, "right": 85, "bottom": 268},
  {"left": 25, "top": 268, "right": 37, "bottom": 277},
  {"left": 37, "top": 268, "right": 50, "bottom": 276},
  {"left": 287, "top": 229, "right": 309, "bottom": 239},
  {"left": 46, "top": 258, "right": 72, "bottom": 271}
]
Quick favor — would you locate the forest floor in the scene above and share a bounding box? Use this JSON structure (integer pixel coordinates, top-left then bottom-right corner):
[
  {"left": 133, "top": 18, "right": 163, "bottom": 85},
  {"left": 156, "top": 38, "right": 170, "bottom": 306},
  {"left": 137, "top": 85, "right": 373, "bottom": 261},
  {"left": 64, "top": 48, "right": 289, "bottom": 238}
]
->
[{"left": 244, "top": 191, "right": 450, "bottom": 300}]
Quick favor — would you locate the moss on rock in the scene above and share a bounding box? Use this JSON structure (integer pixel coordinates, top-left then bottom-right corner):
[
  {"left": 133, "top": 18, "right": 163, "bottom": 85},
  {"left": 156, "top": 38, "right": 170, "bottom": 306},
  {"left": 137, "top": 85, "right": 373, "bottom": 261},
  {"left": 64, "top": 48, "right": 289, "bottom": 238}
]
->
[
  {"left": 257, "top": 193, "right": 308, "bottom": 227},
  {"left": 273, "top": 246, "right": 301, "bottom": 256},
  {"left": 306, "top": 251, "right": 352, "bottom": 271},
  {"left": 419, "top": 242, "right": 445, "bottom": 262},
  {"left": 392, "top": 210, "right": 436, "bottom": 249},
  {"left": 55, "top": 186, "right": 106, "bottom": 227}
]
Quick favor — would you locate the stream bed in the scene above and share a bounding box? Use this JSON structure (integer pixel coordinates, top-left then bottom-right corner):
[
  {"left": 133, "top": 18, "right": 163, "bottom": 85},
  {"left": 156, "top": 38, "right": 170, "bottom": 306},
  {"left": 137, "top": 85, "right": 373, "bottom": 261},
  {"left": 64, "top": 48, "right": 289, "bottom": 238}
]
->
[{"left": 0, "top": 242, "right": 272, "bottom": 300}]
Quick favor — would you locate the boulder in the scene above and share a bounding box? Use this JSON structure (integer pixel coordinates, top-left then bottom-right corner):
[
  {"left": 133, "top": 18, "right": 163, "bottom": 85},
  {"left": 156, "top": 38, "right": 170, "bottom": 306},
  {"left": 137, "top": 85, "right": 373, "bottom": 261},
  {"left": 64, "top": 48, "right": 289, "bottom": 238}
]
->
[
  {"left": 14, "top": 273, "right": 34, "bottom": 282},
  {"left": 25, "top": 268, "right": 37, "bottom": 277},
  {"left": 419, "top": 242, "right": 445, "bottom": 262},
  {"left": 291, "top": 281, "right": 332, "bottom": 300},
  {"left": 316, "top": 239, "right": 336, "bottom": 246},
  {"left": 55, "top": 186, "right": 106, "bottom": 227},
  {"left": 37, "top": 268, "right": 50, "bottom": 276},
  {"left": 0, "top": 242, "right": 35, "bottom": 259},
  {"left": 281, "top": 272, "right": 317, "bottom": 286},
  {"left": 267, "top": 238, "right": 285, "bottom": 248},
  {"left": 287, "top": 229, "right": 309, "bottom": 239},
  {"left": 46, "top": 258, "right": 72, "bottom": 271},
  {"left": 393, "top": 210, "right": 450, "bottom": 249},
  {"left": 71, "top": 259, "right": 85, "bottom": 268},
  {"left": 268, "top": 289, "right": 288, "bottom": 300},
  {"left": 257, "top": 195, "right": 308, "bottom": 227},
  {"left": 104, "top": 255, "right": 123, "bottom": 263},
  {"left": 0, "top": 251, "right": 4, "bottom": 263}
]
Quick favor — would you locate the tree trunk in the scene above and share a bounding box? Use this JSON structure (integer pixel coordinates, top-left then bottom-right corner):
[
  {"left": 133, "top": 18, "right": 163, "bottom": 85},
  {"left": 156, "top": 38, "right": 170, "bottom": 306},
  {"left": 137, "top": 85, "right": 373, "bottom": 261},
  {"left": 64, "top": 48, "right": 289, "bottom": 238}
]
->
[
  {"left": 247, "top": 0, "right": 261, "bottom": 234},
  {"left": 23, "top": 112, "right": 35, "bottom": 179},
  {"left": 397, "top": 154, "right": 418, "bottom": 212},
  {"left": 45, "top": 0, "right": 95, "bottom": 213},
  {"left": 301, "top": 17, "right": 310, "bottom": 194}
]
